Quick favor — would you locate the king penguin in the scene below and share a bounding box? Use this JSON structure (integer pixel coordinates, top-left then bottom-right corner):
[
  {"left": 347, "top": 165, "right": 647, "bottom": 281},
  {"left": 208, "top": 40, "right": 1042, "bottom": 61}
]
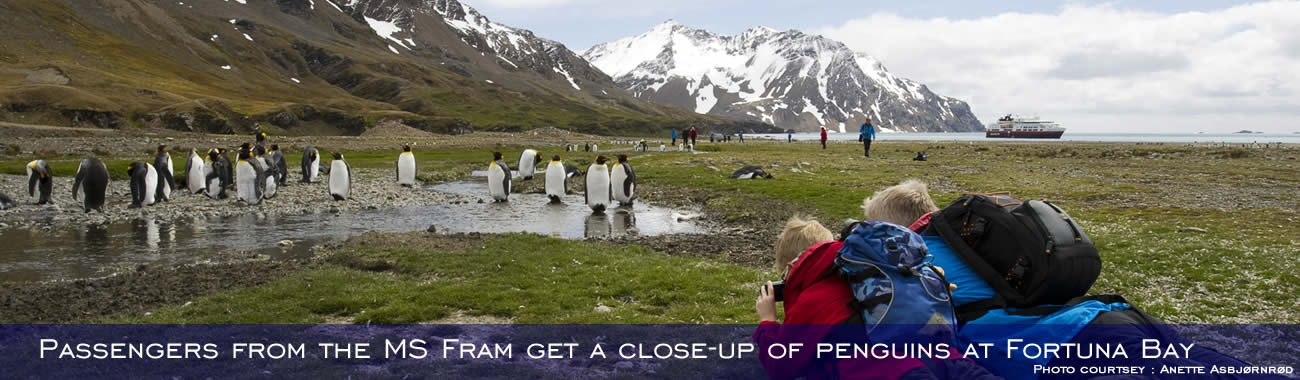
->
[
  {"left": 72, "top": 157, "right": 110, "bottom": 213},
  {"left": 610, "top": 154, "right": 637, "bottom": 207},
  {"left": 396, "top": 144, "right": 417, "bottom": 187},
  {"left": 152, "top": 144, "right": 174, "bottom": 203},
  {"left": 127, "top": 161, "right": 158, "bottom": 208},
  {"left": 518, "top": 149, "right": 539, "bottom": 180},
  {"left": 0, "top": 192, "right": 16, "bottom": 210},
  {"left": 486, "top": 151, "right": 510, "bottom": 202},
  {"left": 328, "top": 152, "right": 351, "bottom": 201},
  {"left": 184, "top": 148, "right": 206, "bottom": 194},
  {"left": 205, "top": 149, "right": 229, "bottom": 199},
  {"left": 544, "top": 155, "right": 566, "bottom": 203},
  {"left": 585, "top": 155, "right": 611, "bottom": 214},
  {"left": 235, "top": 145, "right": 264, "bottom": 205},
  {"left": 25, "top": 160, "right": 53, "bottom": 205},
  {"left": 269, "top": 144, "right": 289, "bottom": 186},
  {"left": 301, "top": 147, "right": 321, "bottom": 183},
  {"left": 254, "top": 145, "right": 276, "bottom": 199}
]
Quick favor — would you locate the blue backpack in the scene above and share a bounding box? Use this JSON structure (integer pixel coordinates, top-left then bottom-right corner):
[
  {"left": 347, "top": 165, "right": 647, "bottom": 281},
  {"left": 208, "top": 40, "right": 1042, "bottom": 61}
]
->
[{"left": 837, "top": 221, "right": 957, "bottom": 341}]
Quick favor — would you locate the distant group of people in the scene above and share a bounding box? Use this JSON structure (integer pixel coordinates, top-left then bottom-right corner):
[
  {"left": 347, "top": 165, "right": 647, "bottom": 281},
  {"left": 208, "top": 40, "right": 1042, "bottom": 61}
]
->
[
  {"left": 671, "top": 127, "right": 698, "bottom": 146},
  {"left": 781, "top": 118, "right": 879, "bottom": 156}
]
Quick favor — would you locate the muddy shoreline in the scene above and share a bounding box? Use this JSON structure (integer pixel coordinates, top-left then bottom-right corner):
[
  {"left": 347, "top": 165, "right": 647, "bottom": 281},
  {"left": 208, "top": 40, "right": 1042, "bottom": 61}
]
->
[{"left": 0, "top": 169, "right": 477, "bottom": 229}]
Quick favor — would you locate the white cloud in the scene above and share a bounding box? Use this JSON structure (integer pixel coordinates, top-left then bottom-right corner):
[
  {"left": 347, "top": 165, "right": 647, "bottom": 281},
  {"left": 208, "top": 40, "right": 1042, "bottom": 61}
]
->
[{"left": 813, "top": 2, "right": 1300, "bottom": 133}]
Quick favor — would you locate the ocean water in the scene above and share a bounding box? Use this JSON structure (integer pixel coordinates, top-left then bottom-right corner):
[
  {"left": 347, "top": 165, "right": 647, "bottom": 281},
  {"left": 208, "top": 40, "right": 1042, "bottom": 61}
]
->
[{"left": 748, "top": 132, "right": 1300, "bottom": 144}]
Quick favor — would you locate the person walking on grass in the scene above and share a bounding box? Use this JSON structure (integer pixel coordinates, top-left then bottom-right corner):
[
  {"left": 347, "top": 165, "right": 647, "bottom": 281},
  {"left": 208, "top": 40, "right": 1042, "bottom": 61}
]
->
[
  {"left": 689, "top": 127, "right": 698, "bottom": 146},
  {"left": 859, "top": 118, "right": 876, "bottom": 157},
  {"left": 820, "top": 127, "right": 828, "bottom": 149},
  {"left": 671, "top": 129, "right": 678, "bottom": 146}
]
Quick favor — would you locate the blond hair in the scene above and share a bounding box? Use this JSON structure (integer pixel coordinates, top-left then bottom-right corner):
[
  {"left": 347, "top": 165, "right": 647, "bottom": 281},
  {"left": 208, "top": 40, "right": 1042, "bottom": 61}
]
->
[
  {"left": 862, "top": 180, "right": 939, "bottom": 226},
  {"left": 774, "top": 216, "right": 835, "bottom": 271}
]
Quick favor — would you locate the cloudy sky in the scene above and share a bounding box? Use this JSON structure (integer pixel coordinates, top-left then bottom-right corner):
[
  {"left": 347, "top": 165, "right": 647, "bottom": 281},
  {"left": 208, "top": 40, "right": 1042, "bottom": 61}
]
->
[{"left": 471, "top": 0, "right": 1299, "bottom": 133}]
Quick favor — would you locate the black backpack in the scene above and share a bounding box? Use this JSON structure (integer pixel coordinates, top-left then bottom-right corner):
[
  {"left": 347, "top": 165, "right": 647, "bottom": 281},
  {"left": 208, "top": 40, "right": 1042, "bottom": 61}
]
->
[{"left": 928, "top": 194, "right": 1101, "bottom": 317}]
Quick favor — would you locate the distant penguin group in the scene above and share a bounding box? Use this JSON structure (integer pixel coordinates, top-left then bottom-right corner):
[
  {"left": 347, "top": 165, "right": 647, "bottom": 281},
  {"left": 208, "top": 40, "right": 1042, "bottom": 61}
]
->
[{"left": 489, "top": 149, "right": 637, "bottom": 215}]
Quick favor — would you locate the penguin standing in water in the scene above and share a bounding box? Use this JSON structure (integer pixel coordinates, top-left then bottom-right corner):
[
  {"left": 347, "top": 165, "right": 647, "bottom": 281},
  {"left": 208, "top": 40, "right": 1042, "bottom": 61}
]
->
[
  {"left": 486, "top": 151, "right": 511, "bottom": 202},
  {"left": 585, "top": 155, "right": 611, "bottom": 214},
  {"left": 544, "top": 155, "right": 567, "bottom": 203},
  {"left": 73, "top": 157, "right": 110, "bottom": 212},
  {"left": 518, "top": 149, "right": 539, "bottom": 180},
  {"left": 396, "top": 144, "right": 417, "bottom": 187},
  {"left": 205, "top": 147, "right": 231, "bottom": 199},
  {"left": 25, "top": 160, "right": 53, "bottom": 205},
  {"left": 152, "top": 144, "right": 174, "bottom": 203},
  {"left": 328, "top": 152, "right": 352, "bottom": 201},
  {"left": 301, "top": 147, "right": 321, "bottom": 183},
  {"left": 269, "top": 144, "right": 289, "bottom": 186},
  {"left": 127, "top": 161, "right": 158, "bottom": 208},
  {"left": 235, "top": 145, "right": 265, "bottom": 205},
  {"left": 183, "top": 148, "right": 206, "bottom": 194},
  {"left": 610, "top": 154, "right": 637, "bottom": 207}
]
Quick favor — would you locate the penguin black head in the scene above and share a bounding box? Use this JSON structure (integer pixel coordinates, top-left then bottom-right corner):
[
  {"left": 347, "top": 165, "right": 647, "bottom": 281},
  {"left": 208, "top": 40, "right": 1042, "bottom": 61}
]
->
[
  {"left": 256, "top": 131, "right": 267, "bottom": 143},
  {"left": 332, "top": 152, "right": 344, "bottom": 160},
  {"left": 617, "top": 154, "right": 628, "bottom": 163},
  {"left": 208, "top": 149, "right": 219, "bottom": 160},
  {"left": 157, "top": 144, "right": 168, "bottom": 153},
  {"left": 595, "top": 155, "right": 607, "bottom": 165},
  {"left": 238, "top": 147, "right": 253, "bottom": 161},
  {"left": 240, "top": 142, "right": 251, "bottom": 152},
  {"left": 551, "top": 155, "right": 561, "bottom": 162},
  {"left": 270, "top": 144, "right": 280, "bottom": 152},
  {"left": 403, "top": 144, "right": 412, "bottom": 152},
  {"left": 492, "top": 151, "right": 502, "bottom": 160},
  {"left": 254, "top": 145, "right": 267, "bottom": 157}
]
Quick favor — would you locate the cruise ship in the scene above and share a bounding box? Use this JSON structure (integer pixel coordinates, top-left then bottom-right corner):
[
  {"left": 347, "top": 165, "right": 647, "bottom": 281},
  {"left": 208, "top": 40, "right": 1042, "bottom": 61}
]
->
[{"left": 986, "top": 114, "right": 1066, "bottom": 139}]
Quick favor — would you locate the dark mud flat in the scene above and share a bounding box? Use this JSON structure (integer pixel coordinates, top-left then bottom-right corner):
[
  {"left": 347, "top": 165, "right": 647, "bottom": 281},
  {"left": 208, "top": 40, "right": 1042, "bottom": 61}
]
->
[
  {"left": 0, "top": 181, "right": 709, "bottom": 284},
  {"left": 0, "top": 259, "right": 314, "bottom": 323}
]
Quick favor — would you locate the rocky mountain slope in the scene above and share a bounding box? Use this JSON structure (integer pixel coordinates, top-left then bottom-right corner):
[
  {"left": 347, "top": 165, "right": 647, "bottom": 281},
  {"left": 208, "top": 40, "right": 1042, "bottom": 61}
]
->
[
  {"left": 0, "top": 1, "right": 771, "bottom": 136},
  {"left": 583, "top": 21, "right": 982, "bottom": 133}
]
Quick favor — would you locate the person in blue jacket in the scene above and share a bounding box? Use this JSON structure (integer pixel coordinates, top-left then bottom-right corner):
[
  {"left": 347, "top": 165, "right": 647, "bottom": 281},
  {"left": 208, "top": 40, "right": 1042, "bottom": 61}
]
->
[
  {"left": 861, "top": 180, "right": 1269, "bottom": 380},
  {"left": 859, "top": 118, "right": 876, "bottom": 157},
  {"left": 671, "top": 129, "right": 678, "bottom": 146}
]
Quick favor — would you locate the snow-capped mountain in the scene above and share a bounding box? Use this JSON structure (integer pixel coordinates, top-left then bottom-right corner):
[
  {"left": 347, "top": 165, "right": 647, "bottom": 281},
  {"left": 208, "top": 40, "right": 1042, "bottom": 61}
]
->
[
  {"left": 582, "top": 21, "right": 983, "bottom": 133},
  {"left": 0, "top": 0, "right": 772, "bottom": 134},
  {"left": 333, "top": 0, "right": 606, "bottom": 94}
]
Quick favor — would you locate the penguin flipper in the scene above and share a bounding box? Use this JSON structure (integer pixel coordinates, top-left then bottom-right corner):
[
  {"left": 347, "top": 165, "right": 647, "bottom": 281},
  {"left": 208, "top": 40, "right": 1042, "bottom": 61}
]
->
[{"left": 28, "top": 171, "right": 37, "bottom": 198}]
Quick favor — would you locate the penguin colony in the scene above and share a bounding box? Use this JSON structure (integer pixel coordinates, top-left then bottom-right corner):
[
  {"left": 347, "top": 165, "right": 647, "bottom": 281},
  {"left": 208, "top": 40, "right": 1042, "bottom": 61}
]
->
[
  {"left": 3, "top": 130, "right": 642, "bottom": 216},
  {"left": 1, "top": 132, "right": 373, "bottom": 213}
]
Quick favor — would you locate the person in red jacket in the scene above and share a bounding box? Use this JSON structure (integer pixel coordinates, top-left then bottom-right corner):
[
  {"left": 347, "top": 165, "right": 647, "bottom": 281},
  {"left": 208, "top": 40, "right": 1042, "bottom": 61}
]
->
[
  {"left": 754, "top": 217, "right": 997, "bottom": 380},
  {"left": 820, "top": 127, "right": 828, "bottom": 149},
  {"left": 689, "top": 127, "right": 698, "bottom": 146}
]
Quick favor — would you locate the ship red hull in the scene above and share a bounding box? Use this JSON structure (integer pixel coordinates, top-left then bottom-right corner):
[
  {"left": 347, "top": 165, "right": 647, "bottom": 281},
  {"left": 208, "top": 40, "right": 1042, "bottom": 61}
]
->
[{"left": 986, "top": 130, "right": 1065, "bottom": 139}]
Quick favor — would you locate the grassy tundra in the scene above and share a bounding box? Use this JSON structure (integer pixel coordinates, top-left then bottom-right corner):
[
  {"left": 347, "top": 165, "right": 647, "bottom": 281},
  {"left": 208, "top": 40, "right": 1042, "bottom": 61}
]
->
[{"left": 3, "top": 136, "right": 1296, "bottom": 324}]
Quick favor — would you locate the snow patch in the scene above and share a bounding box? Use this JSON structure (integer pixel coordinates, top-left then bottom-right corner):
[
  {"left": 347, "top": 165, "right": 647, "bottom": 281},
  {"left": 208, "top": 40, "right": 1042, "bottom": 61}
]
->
[
  {"left": 364, "top": 16, "right": 412, "bottom": 50},
  {"left": 290, "top": 78, "right": 301, "bottom": 83},
  {"left": 220, "top": 65, "right": 232, "bottom": 70},
  {"left": 387, "top": 45, "right": 400, "bottom": 54},
  {"left": 552, "top": 65, "right": 581, "bottom": 91},
  {"left": 243, "top": 33, "right": 253, "bottom": 41},
  {"left": 695, "top": 84, "right": 717, "bottom": 114}
]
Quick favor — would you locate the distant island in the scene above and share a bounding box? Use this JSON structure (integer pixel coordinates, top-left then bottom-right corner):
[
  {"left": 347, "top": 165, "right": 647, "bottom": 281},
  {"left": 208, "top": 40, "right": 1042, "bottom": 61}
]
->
[{"left": 1234, "top": 130, "right": 1265, "bottom": 134}]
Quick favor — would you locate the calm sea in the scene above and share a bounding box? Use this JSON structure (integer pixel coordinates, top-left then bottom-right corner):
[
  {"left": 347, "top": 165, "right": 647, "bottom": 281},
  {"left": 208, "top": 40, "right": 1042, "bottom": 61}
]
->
[{"left": 748, "top": 132, "right": 1300, "bottom": 144}]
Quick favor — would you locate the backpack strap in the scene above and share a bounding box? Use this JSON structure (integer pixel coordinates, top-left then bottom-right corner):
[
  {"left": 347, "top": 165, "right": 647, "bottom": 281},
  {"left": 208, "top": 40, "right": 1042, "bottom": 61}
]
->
[
  {"left": 1003, "top": 294, "right": 1132, "bottom": 317},
  {"left": 955, "top": 298, "right": 1006, "bottom": 323},
  {"left": 928, "top": 200, "right": 1028, "bottom": 306}
]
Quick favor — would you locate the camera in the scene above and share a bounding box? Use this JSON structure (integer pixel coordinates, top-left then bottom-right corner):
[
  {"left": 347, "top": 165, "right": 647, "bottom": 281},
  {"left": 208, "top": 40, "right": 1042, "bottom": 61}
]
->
[{"left": 761, "top": 281, "right": 786, "bottom": 302}]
